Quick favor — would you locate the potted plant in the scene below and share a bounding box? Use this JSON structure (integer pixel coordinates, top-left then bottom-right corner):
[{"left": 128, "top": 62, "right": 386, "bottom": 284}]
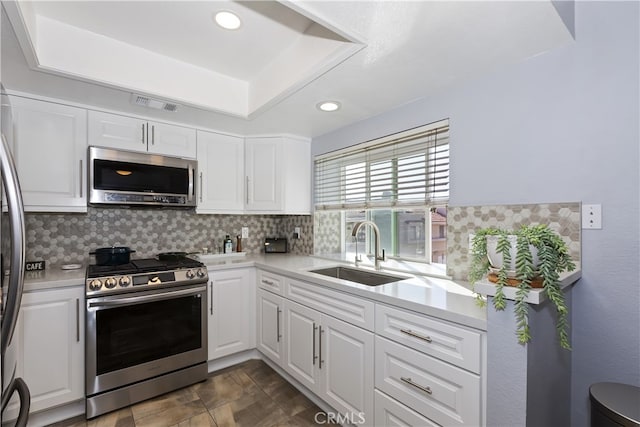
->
[{"left": 469, "top": 224, "right": 576, "bottom": 349}]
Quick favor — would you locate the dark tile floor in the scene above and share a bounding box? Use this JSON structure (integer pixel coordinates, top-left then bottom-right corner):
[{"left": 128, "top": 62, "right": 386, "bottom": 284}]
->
[{"left": 50, "top": 359, "right": 324, "bottom": 427}]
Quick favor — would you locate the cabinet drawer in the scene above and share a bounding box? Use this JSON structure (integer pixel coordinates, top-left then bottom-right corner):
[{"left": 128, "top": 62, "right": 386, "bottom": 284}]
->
[
  {"left": 257, "top": 270, "right": 284, "bottom": 295},
  {"left": 375, "top": 304, "right": 482, "bottom": 373},
  {"left": 374, "top": 390, "right": 439, "bottom": 427},
  {"left": 285, "top": 278, "right": 374, "bottom": 331},
  {"left": 375, "top": 336, "right": 480, "bottom": 426}
]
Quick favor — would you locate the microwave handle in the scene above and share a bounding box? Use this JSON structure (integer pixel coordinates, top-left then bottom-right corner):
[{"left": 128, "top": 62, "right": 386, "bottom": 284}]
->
[{"left": 189, "top": 167, "right": 195, "bottom": 199}]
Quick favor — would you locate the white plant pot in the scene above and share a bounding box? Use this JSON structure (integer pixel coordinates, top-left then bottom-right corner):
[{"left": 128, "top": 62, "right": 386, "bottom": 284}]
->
[{"left": 486, "top": 235, "right": 539, "bottom": 278}]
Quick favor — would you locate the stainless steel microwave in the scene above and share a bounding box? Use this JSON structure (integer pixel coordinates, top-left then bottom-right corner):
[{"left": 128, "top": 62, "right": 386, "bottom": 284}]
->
[{"left": 88, "top": 146, "right": 196, "bottom": 207}]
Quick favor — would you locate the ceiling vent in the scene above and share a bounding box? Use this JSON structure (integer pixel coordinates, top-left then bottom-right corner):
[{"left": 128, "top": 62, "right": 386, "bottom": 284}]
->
[{"left": 131, "top": 94, "right": 179, "bottom": 112}]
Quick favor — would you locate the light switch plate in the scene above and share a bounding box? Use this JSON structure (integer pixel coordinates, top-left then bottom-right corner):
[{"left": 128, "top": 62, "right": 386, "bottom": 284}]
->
[
  {"left": 582, "top": 204, "right": 602, "bottom": 229},
  {"left": 241, "top": 227, "right": 249, "bottom": 238}
]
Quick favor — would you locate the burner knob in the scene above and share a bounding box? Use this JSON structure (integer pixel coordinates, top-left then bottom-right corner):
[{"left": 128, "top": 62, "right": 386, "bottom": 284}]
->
[
  {"left": 196, "top": 268, "right": 206, "bottom": 278},
  {"left": 105, "top": 278, "right": 117, "bottom": 289},
  {"left": 119, "top": 276, "right": 131, "bottom": 287},
  {"left": 89, "top": 279, "right": 103, "bottom": 291},
  {"left": 186, "top": 269, "right": 195, "bottom": 279}
]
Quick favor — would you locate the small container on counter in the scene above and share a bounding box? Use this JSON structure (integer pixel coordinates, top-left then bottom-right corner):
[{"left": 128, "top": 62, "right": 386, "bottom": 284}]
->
[{"left": 223, "top": 235, "right": 233, "bottom": 253}]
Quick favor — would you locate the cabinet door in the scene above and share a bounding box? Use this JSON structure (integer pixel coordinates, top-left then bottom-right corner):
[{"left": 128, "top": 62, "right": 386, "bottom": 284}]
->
[
  {"left": 196, "top": 131, "right": 244, "bottom": 213},
  {"left": 256, "top": 289, "right": 284, "bottom": 365},
  {"left": 88, "top": 110, "right": 147, "bottom": 152},
  {"left": 208, "top": 268, "right": 256, "bottom": 360},
  {"left": 320, "top": 314, "right": 374, "bottom": 425},
  {"left": 148, "top": 121, "right": 196, "bottom": 158},
  {"left": 7, "top": 287, "right": 84, "bottom": 416},
  {"left": 10, "top": 96, "right": 87, "bottom": 212},
  {"left": 245, "top": 137, "right": 282, "bottom": 212},
  {"left": 283, "top": 300, "right": 321, "bottom": 392},
  {"left": 374, "top": 390, "right": 439, "bottom": 427}
]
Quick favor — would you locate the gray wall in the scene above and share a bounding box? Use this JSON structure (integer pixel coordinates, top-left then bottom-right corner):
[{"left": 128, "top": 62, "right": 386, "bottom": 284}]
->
[{"left": 312, "top": 2, "right": 640, "bottom": 426}]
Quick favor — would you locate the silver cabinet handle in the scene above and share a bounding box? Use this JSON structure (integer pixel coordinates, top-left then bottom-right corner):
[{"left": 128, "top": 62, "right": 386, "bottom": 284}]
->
[
  {"left": 313, "top": 323, "right": 318, "bottom": 365},
  {"left": 318, "top": 326, "right": 324, "bottom": 369},
  {"left": 245, "top": 176, "right": 249, "bottom": 204},
  {"left": 210, "top": 282, "right": 213, "bottom": 315},
  {"left": 276, "top": 307, "right": 282, "bottom": 342},
  {"left": 261, "top": 279, "right": 275, "bottom": 287},
  {"left": 141, "top": 123, "right": 145, "bottom": 144},
  {"left": 400, "top": 329, "right": 432, "bottom": 343},
  {"left": 76, "top": 298, "right": 80, "bottom": 342},
  {"left": 401, "top": 377, "right": 433, "bottom": 395},
  {"left": 151, "top": 124, "right": 155, "bottom": 145},
  {"left": 79, "top": 159, "right": 83, "bottom": 198},
  {"left": 199, "top": 172, "right": 203, "bottom": 202}
]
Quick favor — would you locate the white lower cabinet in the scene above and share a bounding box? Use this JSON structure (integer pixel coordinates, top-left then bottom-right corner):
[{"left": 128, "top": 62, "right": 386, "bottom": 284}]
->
[
  {"left": 6, "top": 287, "right": 84, "bottom": 417},
  {"left": 318, "top": 313, "right": 374, "bottom": 424},
  {"left": 256, "top": 288, "right": 285, "bottom": 365},
  {"left": 375, "top": 336, "right": 481, "bottom": 426},
  {"left": 374, "top": 390, "right": 439, "bottom": 427},
  {"left": 258, "top": 269, "right": 485, "bottom": 427},
  {"left": 283, "top": 299, "right": 375, "bottom": 425},
  {"left": 208, "top": 268, "right": 256, "bottom": 360}
]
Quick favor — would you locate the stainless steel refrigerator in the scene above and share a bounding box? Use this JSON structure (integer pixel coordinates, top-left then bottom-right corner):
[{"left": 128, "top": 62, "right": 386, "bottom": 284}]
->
[{"left": 1, "top": 88, "right": 31, "bottom": 426}]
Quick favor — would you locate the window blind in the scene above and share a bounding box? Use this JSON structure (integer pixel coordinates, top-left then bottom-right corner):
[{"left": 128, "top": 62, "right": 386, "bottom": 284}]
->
[{"left": 315, "top": 119, "right": 449, "bottom": 210}]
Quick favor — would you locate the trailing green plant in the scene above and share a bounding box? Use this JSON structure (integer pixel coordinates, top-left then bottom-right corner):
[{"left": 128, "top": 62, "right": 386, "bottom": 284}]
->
[{"left": 469, "top": 224, "right": 576, "bottom": 350}]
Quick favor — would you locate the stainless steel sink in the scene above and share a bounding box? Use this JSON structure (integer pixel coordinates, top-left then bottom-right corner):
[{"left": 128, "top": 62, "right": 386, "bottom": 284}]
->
[{"left": 309, "top": 266, "right": 406, "bottom": 286}]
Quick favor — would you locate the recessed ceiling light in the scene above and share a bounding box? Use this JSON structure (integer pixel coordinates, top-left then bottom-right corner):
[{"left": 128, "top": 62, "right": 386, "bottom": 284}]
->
[
  {"left": 215, "top": 11, "right": 241, "bottom": 30},
  {"left": 317, "top": 101, "right": 341, "bottom": 112}
]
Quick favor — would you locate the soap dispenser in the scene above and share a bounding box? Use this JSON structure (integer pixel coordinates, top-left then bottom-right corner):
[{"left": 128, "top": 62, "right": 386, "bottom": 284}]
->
[{"left": 223, "top": 235, "right": 233, "bottom": 253}]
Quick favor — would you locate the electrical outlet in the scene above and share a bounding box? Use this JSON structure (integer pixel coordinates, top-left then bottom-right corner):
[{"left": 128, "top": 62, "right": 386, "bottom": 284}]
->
[
  {"left": 294, "top": 227, "right": 301, "bottom": 239},
  {"left": 582, "top": 204, "right": 602, "bottom": 229},
  {"left": 241, "top": 227, "right": 249, "bottom": 238}
]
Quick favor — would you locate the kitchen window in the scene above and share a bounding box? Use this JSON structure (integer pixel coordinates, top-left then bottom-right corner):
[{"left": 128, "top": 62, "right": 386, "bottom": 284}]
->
[{"left": 314, "top": 119, "right": 449, "bottom": 265}]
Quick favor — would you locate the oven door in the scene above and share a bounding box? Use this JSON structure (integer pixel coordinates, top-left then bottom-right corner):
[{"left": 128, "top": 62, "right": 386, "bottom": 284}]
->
[{"left": 85, "top": 284, "right": 207, "bottom": 397}]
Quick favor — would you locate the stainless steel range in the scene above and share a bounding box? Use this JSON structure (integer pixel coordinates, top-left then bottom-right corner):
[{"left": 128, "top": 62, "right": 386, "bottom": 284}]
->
[{"left": 85, "top": 258, "right": 208, "bottom": 419}]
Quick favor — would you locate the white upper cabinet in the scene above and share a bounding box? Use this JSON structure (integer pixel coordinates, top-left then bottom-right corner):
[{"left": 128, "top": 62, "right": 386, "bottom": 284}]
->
[
  {"left": 9, "top": 96, "right": 87, "bottom": 212},
  {"left": 87, "top": 110, "right": 146, "bottom": 152},
  {"left": 245, "top": 136, "right": 310, "bottom": 214},
  {"left": 245, "top": 137, "right": 282, "bottom": 212},
  {"left": 88, "top": 110, "right": 196, "bottom": 158},
  {"left": 148, "top": 120, "right": 196, "bottom": 158},
  {"left": 196, "top": 130, "right": 244, "bottom": 213}
]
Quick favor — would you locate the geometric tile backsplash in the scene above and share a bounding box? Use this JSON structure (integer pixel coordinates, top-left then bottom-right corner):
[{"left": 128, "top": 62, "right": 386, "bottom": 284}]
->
[
  {"left": 23, "top": 208, "right": 313, "bottom": 267},
  {"left": 20, "top": 202, "right": 580, "bottom": 280},
  {"left": 446, "top": 202, "right": 581, "bottom": 281}
]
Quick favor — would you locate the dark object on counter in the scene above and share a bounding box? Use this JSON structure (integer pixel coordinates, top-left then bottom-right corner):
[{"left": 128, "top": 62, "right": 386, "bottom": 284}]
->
[
  {"left": 264, "top": 237, "right": 287, "bottom": 253},
  {"left": 157, "top": 251, "right": 197, "bottom": 261},
  {"left": 236, "top": 236, "right": 242, "bottom": 253},
  {"left": 90, "top": 247, "right": 136, "bottom": 266},
  {"left": 590, "top": 382, "right": 640, "bottom": 427}
]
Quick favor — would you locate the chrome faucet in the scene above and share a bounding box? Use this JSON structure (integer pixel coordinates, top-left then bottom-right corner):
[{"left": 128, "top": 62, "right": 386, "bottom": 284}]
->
[{"left": 351, "top": 220, "right": 385, "bottom": 270}]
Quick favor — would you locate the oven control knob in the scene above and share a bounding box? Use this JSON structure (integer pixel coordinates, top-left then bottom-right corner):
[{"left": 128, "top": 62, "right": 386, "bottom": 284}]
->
[
  {"left": 119, "top": 276, "right": 131, "bottom": 287},
  {"left": 89, "top": 279, "right": 102, "bottom": 291},
  {"left": 186, "top": 269, "right": 195, "bottom": 279},
  {"left": 196, "top": 268, "right": 206, "bottom": 278},
  {"left": 105, "top": 278, "right": 117, "bottom": 289}
]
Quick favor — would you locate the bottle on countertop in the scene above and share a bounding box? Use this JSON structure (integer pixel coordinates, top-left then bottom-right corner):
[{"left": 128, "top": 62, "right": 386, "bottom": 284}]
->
[
  {"left": 223, "top": 235, "right": 233, "bottom": 253},
  {"left": 236, "top": 235, "right": 242, "bottom": 253}
]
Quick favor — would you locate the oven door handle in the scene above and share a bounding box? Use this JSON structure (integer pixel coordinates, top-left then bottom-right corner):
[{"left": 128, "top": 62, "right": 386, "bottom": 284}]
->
[{"left": 88, "top": 286, "right": 207, "bottom": 308}]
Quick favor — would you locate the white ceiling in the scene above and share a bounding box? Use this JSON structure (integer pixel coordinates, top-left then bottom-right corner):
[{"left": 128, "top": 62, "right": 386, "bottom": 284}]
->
[{"left": 1, "top": 1, "right": 574, "bottom": 139}]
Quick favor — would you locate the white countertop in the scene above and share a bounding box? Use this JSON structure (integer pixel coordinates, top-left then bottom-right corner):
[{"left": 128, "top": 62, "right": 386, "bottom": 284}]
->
[
  {"left": 21, "top": 254, "right": 488, "bottom": 330},
  {"left": 201, "top": 254, "right": 487, "bottom": 330},
  {"left": 22, "top": 265, "right": 86, "bottom": 292}
]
